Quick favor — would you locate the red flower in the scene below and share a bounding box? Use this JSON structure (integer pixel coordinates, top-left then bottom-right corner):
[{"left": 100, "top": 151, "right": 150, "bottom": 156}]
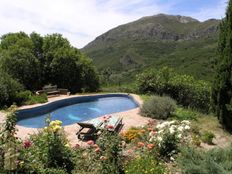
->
[
  {"left": 95, "top": 147, "right": 101, "bottom": 153},
  {"left": 73, "top": 144, "right": 80, "bottom": 149},
  {"left": 106, "top": 125, "right": 114, "bottom": 129},
  {"left": 147, "top": 119, "right": 156, "bottom": 126},
  {"left": 23, "top": 140, "right": 32, "bottom": 148},
  {"left": 87, "top": 140, "right": 94, "bottom": 146},
  {"left": 147, "top": 144, "right": 155, "bottom": 150},
  {"left": 137, "top": 142, "right": 145, "bottom": 148}
]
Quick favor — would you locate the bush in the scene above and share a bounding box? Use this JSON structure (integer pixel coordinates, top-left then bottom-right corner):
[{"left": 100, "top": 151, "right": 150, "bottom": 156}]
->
[
  {"left": 15, "top": 90, "right": 32, "bottom": 104},
  {"left": 149, "top": 120, "right": 192, "bottom": 160},
  {"left": 0, "top": 71, "right": 24, "bottom": 107},
  {"left": 178, "top": 145, "right": 232, "bottom": 174},
  {"left": 19, "top": 119, "right": 73, "bottom": 173},
  {"left": 121, "top": 127, "right": 145, "bottom": 143},
  {"left": 140, "top": 95, "right": 176, "bottom": 119},
  {"left": 37, "top": 168, "right": 68, "bottom": 174},
  {"left": 172, "top": 108, "right": 198, "bottom": 121},
  {"left": 25, "top": 93, "right": 47, "bottom": 105},
  {"left": 137, "top": 67, "right": 210, "bottom": 113},
  {"left": 72, "top": 130, "right": 123, "bottom": 174},
  {"left": 15, "top": 91, "right": 47, "bottom": 106},
  {"left": 201, "top": 131, "right": 215, "bottom": 145},
  {"left": 0, "top": 106, "right": 19, "bottom": 171},
  {"left": 124, "top": 156, "right": 165, "bottom": 174}
]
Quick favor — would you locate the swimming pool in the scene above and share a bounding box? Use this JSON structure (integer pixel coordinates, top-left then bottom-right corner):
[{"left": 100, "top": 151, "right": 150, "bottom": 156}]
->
[{"left": 16, "top": 94, "right": 139, "bottom": 128}]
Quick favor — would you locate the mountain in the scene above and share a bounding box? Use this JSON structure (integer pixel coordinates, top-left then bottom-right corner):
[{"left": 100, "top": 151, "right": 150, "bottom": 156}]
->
[{"left": 82, "top": 14, "right": 220, "bottom": 82}]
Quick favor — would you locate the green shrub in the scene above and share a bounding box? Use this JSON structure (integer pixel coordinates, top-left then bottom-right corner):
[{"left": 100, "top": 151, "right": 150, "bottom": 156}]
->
[
  {"left": 15, "top": 90, "right": 32, "bottom": 104},
  {"left": 15, "top": 91, "right": 47, "bottom": 106},
  {"left": 172, "top": 108, "right": 197, "bottom": 121},
  {"left": 72, "top": 130, "right": 123, "bottom": 174},
  {"left": 201, "top": 131, "right": 215, "bottom": 145},
  {"left": 0, "top": 71, "right": 24, "bottom": 107},
  {"left": 178, "top": 145, "right": 232, "bottom": 174},
  {"left": 0, "top": 106, "right": 19, "bottom": 171},
  {"left": 137, "top": 67, "right": 210, "bottom": 113},
  {"left": 37, "top": 168, "right": 68, "bottom": 174},
  {"left": 19, "top": 119, "right": 73, "bottom": 173},
  {"left": 25, "top": 93, "right": 47, "bottom": 105},
  {"left": 191, "top": 135, "right": 201, "bottom": 147},
  {"left": 140, "top": 95, "right": 176, "bottom": 119},
  {"left": 124, "top": 156, "right": 165, "bottom": 174}
]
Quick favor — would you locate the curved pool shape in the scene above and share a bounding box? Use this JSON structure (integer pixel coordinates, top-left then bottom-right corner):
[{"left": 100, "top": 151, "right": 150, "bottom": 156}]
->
[{"left": 16, "top": 94, "right": 139, "bottom": 128}]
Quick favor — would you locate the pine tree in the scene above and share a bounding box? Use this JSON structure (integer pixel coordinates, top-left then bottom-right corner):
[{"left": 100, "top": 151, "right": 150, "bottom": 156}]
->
[{"left": 212, "top": 0, "right": 232, "bottom": 131}]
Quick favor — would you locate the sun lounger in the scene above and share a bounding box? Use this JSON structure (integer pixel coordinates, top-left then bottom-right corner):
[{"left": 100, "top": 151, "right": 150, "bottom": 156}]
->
[
  {"left": 100, "top": 117, "right": 123, "bottom": 132},
  {"left": 76, "top": 116, "right": 123, "bottom": 140},
  {"left": 76, "top": 121, "right": 102, "bottom": 140}
]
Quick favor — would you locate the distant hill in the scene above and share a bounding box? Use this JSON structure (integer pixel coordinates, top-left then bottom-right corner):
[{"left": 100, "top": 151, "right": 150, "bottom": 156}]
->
[{"left": 82, "top": 14, "right": 220, "bottom": 82}]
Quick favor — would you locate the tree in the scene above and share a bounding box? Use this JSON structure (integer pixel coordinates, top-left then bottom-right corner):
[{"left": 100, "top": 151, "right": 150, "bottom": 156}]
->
[
  {"left": 0, "top": 32, "right": 99, "bottom": 94},
  {"left": 0, "top": 33, "right": 41, "bottom": 90},
  {"left": 212, "top": 1, "right": 232, "bottom": 131},
  {"left": 0, "top": 70, "right": 23, "bottom": 107}
]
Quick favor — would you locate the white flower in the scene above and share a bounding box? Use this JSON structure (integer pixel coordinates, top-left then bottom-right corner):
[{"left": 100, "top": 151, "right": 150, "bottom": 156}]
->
[
  {"left": 157, "top": 136, "right": 163, "bottom": 142},
  {"left": 169, "top": 120, "right": 176, "bottom": 125},
  {"left": 158, "top": 130, "right": 164, "bottom": 134},
  {"left": 184, "top": 125, "right": 190, "bottom": 130},
  {"left": 181, "top": 120, "right": 190, "bottom": 125},
  {"left": 170, "top": 156, "right": 175, "bottom": 161},
  {"left": 177, "top": 134, "right": 182, "bottom": 139},
  {"left": 177, "top": 126, "right": 184, "bottom": 132},
  {"left": 169, "top": 127, "right": 175, "bottom": 134},
  {"left": 149, "top": 137, "right": 154, "bottom": 142}
]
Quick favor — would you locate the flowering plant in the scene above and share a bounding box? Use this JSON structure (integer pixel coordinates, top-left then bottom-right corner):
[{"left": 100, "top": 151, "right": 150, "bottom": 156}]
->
[
  {"left": 149, "top": 120, "right": 191, "bottom": 160},
  {"left": 18, "top": 118, "right": 73, "bottom": 173}
]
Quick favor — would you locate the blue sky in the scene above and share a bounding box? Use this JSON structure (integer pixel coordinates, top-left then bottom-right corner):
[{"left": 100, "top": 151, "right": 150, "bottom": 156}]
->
[{"left": 0, "top": 0, "right": 227, "bottom": 48}]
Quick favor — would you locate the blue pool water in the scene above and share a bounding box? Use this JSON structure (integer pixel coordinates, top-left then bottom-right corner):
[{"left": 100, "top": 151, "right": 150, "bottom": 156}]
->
[{"left": 17, "top": 95, "right": 138, "bottom": 128}]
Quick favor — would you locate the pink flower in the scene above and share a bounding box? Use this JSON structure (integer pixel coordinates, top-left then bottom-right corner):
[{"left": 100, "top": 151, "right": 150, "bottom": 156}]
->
[
  {"left": 137, "top": 142, "right": 145, "bottom": 148},
  {"left": 147, "top": 128, "right": 153, "bottom": 131},
  {"left": 15, "top": 160, "right": 20, "bottom": 165},
  {"left": 100, "top": 156, "right": 107, "bottom": 161},
  {"left": 87, "top": 140, "right": 94, "bottom": 146},
  {"left": 127, "top": 149, "right": 133, "bottom": 153},
  {"left": 147, "top": 144, "right": 155, "bottom": 150},
  {"left": 133, "top": 146, "right": 138, "bottom": 150},
  {"left": 93, "top": 144, "right": 99, "bottom": 148},
  {"left": 23, "top": 140, "right": 32, "bottom": 148},
  {"left": 151, "top": 130, "right": 157, "bottom": 135},
  {"left": 95, "top": 147, "right": 101, "bottom": 153}
]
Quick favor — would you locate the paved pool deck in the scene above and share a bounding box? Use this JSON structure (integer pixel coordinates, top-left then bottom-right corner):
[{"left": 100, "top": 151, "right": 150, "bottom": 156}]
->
[{"left": 0, "top": 93, "right": 152, "bottom": 146}]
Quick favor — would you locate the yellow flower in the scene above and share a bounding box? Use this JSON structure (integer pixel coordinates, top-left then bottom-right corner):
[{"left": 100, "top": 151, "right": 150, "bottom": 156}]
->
[
  {"left": 65, "top": 143, "right": 70, "bottom": 148},
  {"left": 52, "top": 125, "right": 62, "bottom": 132},
  {"left": 49, "top": 120, "right": 62, "bottom": 127}
]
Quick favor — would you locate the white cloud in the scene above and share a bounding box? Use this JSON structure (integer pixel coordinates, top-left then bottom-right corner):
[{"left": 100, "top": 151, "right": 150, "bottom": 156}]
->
[
  {"left": 186, "top": 0, "right": 227, "bottom": 21},
  {"left": 0, "top": 0, "right": 227, "bottom": 48}
]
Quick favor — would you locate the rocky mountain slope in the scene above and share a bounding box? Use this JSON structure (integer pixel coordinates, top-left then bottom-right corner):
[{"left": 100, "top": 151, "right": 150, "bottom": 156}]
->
[{"left": 82, "top": 14, "right": 220, "bottom": 81}]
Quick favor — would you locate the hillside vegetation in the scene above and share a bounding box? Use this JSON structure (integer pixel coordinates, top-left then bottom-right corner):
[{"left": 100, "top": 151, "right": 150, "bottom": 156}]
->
[{"left": 82, "top": 14, "right": 220, "bottom": 82}]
